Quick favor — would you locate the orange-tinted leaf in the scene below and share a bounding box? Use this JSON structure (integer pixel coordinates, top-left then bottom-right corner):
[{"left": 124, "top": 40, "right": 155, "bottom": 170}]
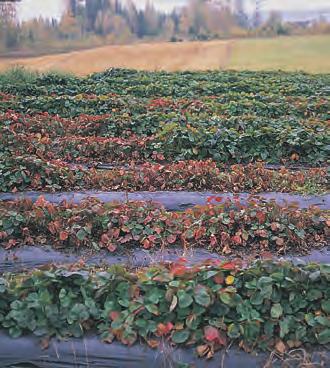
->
[
  {"left": 290, "top": 153, "right": 299, "bottom": 161},
  {"left": 171, "top": 265, "right": 187, "bottom": 276},
  {"left": 204, "top": 326, "right": 226, "bottom": 346},
  {"left": 40, "top": 336, "right": 50, "bottom": 350},
  {"left": 107, "top": 243, "right": 117, "bottom": 252},
  {"left": 142, "top": 239, "right": 151, "bottom": 249},
  {"left": 221, "top": 261, "right": 236, "bottom": 270},
  {"left": 196, "top": 344, "right": 209, "bottom": 357},
  {"left": 59, "top": 231, "right": 69, "bottom": 241},
  {"left": 256, "top": 211, "right": 266, "bottom": 224},
  {"left": 157, "top": 322, "right": 174, "bottom": 336},
  {"left": 232, "top": 235, "right": 242, "bottom": 245},
  {"left": 271, "top": 222, "right": 280, "bottom": 231},
  {"left": 35, "top": 196, "right": 47, "bottom": 207},
  {"left": 109, "top": 311, "right": 120, "bottom": 321},
  {"left": 214, "top": 274, "right": 224, "bottom": 284},
  {"left": 147, "top": 339, "right": 159, "bottom": 349},
  {"left": 276, "top": 237, "right": 284, "bottom": 246},
  {"left": 101, "top": 233, "right": 109, "bottom": 243},
  {"left": 210, "top": 234, "right": 217, "bottom": 247},
  {"left": 275, "top": 340, "right": 286, "bottom": 354},
  {"left": 5, "top": 239, "right": 17, "bottom": 250},
  {"left": 167, "top": 234, "right": 177, "bottom": 244}
]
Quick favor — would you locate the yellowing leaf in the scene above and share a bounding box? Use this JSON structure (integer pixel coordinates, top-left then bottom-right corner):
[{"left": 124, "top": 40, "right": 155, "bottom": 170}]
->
[
  {"left": 225, "top": 275, "right": 235, "bottom": 285},
  {"left": 169, "top": 295, "right": 178, "bottom": 312}
]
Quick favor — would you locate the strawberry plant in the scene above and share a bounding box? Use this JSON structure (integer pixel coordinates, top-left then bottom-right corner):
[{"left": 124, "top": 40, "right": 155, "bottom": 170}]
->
[
  {"left": 2, "top": 69, "right": 328, "bottom": 98},
  {"left": 0, "top": 197, "right": 327, "bottom": 254},
  {"left": 0, "top": 155, "right": 92, "bottom": 192},
  {"left": 0, "top": 259, "right": 329, "bottom": 354},
  {"left": 2, "top": 108, "right": 328, "bottom": 164},
  {"left": 1, "top": 156, "right": 327, "bottom": 194},
  {"left": 1, "top": 67, "right": 329, "bottom": 360}
]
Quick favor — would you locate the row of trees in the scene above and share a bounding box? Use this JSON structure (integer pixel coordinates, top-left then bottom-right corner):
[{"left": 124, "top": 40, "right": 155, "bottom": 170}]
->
[
  {"left": 0, "top": 0, "right": 236, "bottom": 52},
  {"left": 0, "top": 0, "right": 329, "bottom": 54}
]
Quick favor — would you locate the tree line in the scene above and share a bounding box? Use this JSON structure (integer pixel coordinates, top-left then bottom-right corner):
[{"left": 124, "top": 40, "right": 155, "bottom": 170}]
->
[{"left": 0, "top": 0, "right": 329, "bottom": 54}]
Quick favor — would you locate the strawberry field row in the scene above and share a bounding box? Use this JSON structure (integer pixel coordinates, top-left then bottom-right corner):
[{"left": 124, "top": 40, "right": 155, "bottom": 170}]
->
[
  {"left": 0, "top": 197, "right": 327, "bottom": 254},
  {"left": 3, "top": 111, "right": 328, "bottom": 138},
  {"left": 2, "top": 94, "right": 329, "bottom": 119},
  {"left": 3, "top": 122, "right": 328, "bottom": 164},
  {"left": 0, "top": 156, "right": 327, "bottom": 194},
  {"left": 0, "top": 259, "right": 329, "bottom": 352},
  {"left": 1, "top": 69, "right": 329, "bottom": 98}
]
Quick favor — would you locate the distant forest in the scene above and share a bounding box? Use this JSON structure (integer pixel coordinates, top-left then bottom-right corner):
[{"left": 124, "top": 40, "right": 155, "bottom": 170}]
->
[{"left": 1, "top": 0, "right": 329, "bottom": 55}]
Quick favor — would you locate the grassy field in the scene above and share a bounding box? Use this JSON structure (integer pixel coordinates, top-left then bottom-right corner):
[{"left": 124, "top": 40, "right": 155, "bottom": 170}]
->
[
  {"left": 0, "top": 34, "right": 329, "bottom": 75},
  {"left": 230, "top": 35, "right": 330, "bottom": 73}
]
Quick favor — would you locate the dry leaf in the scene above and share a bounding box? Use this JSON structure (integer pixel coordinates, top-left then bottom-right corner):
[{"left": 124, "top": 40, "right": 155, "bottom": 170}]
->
[
  {"left": 170, "top": 295, "right": 178, "bottom": 312},
  {"left": 275, "top": 340, "right": 286, "bottom": 354},
  {"left": 196, "top": 344, "right": 209, "bottom": 357}
]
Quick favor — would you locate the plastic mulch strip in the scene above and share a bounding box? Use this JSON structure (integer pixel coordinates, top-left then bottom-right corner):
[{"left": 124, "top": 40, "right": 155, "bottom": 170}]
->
[
  {"left": 1, "top": 246, "right": 330, "bottom": 273},
  {"left": 0, "top": 191, "right": 329, "bottom": 210},
  {"left": 0, "top": 332, "right": 328, "bottom": 368}
]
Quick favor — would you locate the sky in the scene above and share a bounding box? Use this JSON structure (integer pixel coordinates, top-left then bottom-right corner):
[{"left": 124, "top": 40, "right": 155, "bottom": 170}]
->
[
  {"left": 17, "top": 0, "right": 68, "bottom": 22},
  {"left": 132, "top": 1, "right": 330, "bottom": 12},
  {"left": 261, "top": 0, "right": 330, "bottom": 11},
  {"left": 16, "top": 0, "right": 330, "bottom": 22}
]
